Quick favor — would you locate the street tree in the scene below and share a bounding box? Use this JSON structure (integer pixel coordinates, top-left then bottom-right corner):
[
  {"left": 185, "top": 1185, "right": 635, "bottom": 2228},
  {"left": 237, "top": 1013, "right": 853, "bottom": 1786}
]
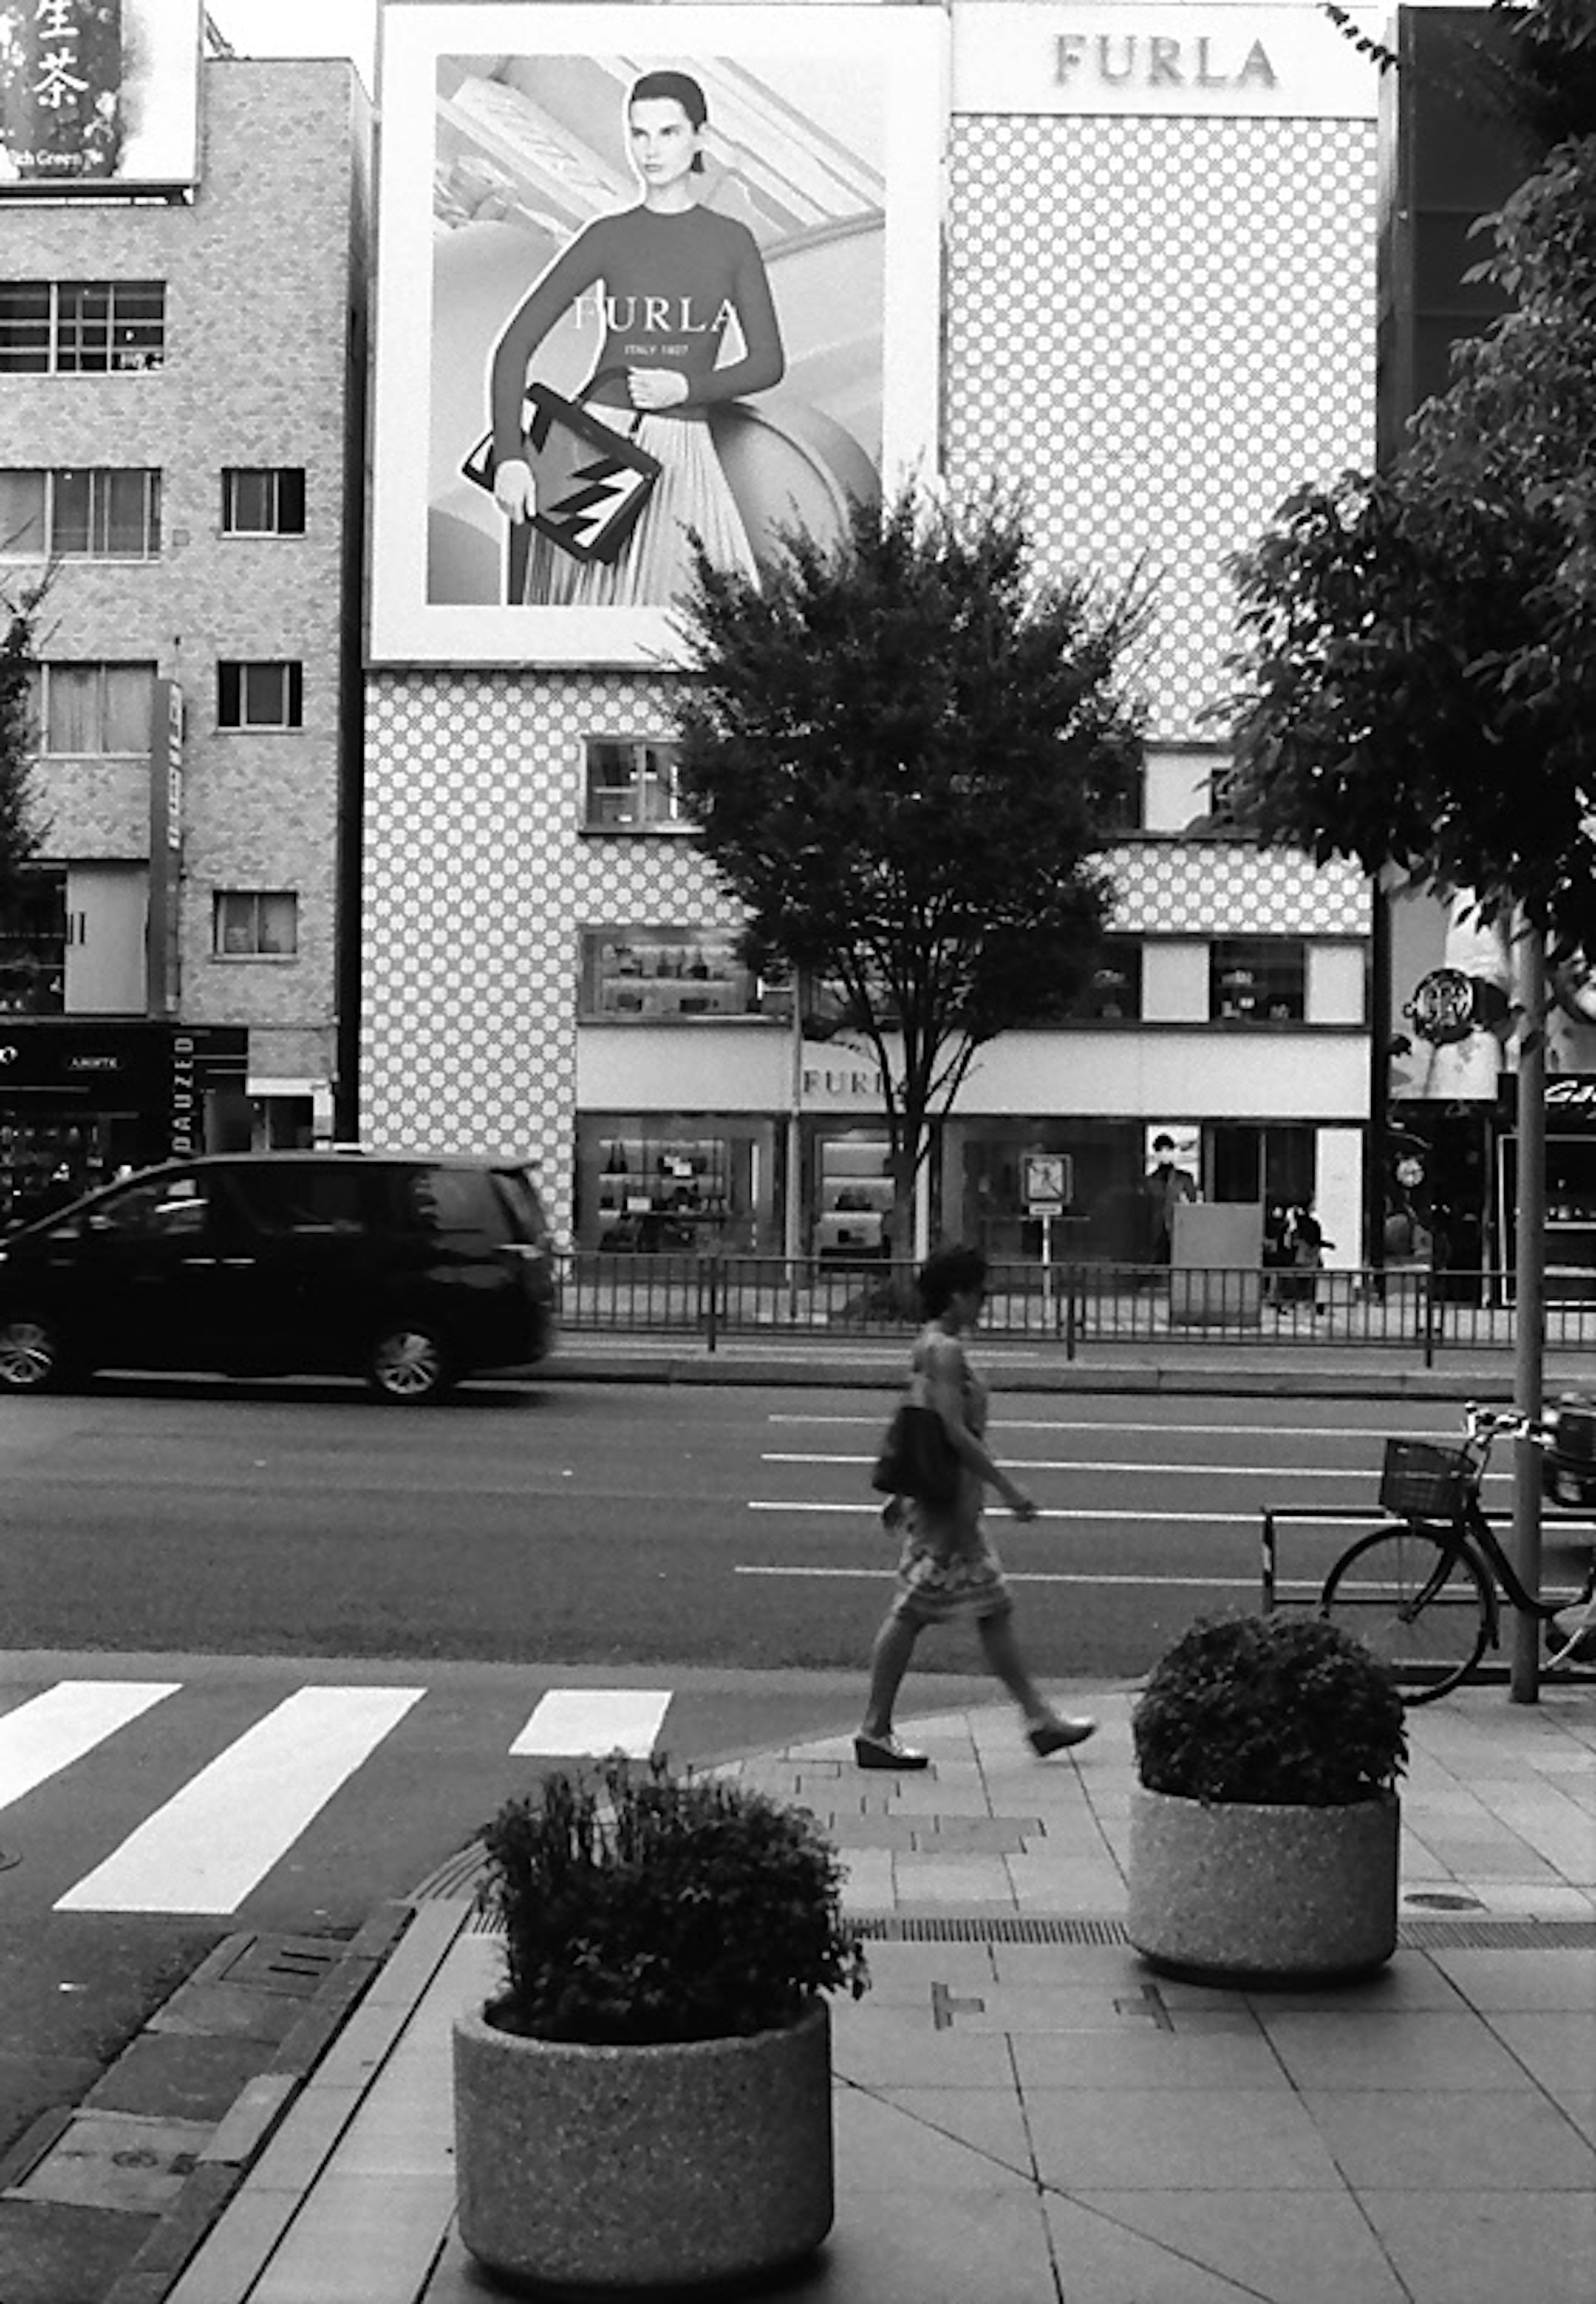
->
[
  {"left": 672, "top": 483, "right": 1146, "bottom": 1256},
  {"left": 0, "top": 573, "right": 47, "bottom": 910},
  {"left": 1219, "top": 81, "right": 1596, "bottom": 1697}
]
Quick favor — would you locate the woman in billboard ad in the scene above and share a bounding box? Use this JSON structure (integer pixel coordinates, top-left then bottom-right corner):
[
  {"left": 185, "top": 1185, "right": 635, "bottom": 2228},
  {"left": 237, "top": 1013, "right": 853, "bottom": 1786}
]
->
[
  {"left": 488, "top": 69, "right": 786, "bottom": 609},
  {"left": 384, "top": 10, "right": 944, "bottom": 668}
]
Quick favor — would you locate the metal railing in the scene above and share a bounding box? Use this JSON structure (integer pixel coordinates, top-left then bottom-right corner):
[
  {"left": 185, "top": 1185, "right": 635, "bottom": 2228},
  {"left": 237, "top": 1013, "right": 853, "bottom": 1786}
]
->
[{"left": 554, "top": 1256, "right": 1582, "bottom": 1362}]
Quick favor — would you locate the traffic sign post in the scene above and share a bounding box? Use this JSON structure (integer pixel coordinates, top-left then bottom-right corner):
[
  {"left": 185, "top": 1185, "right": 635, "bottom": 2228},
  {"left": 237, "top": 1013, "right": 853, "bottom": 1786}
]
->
[{"left": 1022, "top": 1153, "right": 1074, "bottom": 1316}]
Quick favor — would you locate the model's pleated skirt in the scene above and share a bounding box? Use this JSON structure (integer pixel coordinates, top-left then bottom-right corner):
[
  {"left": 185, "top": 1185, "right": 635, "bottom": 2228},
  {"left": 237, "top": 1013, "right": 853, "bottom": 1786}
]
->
[{"left": 524, "top": 407, "right": 758, "bottom": 608}]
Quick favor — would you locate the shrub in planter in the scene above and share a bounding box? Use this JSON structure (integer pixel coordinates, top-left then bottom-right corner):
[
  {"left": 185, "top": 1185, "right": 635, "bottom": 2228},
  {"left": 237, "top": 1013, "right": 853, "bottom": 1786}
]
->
[
  {"left": 1127, "top": 1616, "right": 1409, "bottom": 1986},
  {"left": 1133, "top": 1613, "right": 1409, "bottom": 1807},
  {"left": 454, "top": 1757, "right": 870, "bottom": 2290}
]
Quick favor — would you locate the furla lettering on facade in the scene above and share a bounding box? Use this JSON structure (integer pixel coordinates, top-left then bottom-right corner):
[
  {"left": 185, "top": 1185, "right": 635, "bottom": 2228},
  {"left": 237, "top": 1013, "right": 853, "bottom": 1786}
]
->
[{"left": 1054, "top": 30, "right": 1277, "bottom": 91}]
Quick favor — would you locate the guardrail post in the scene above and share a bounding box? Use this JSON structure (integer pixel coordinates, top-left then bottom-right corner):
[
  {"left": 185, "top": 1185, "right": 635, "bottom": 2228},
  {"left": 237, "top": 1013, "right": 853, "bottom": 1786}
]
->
[
  {"left": 702, "top": 1254, "right": 720, "bottom": 1352},
  {"left": 1261, "top": 1510, "right": 1277, "bottom": 1614},
  {"left": 1421, "top": 1269, "right": 1436, "bottom": 1368},
  {"left": 1065, "top": 1266, "right": 1079, "bottom": 1359}
]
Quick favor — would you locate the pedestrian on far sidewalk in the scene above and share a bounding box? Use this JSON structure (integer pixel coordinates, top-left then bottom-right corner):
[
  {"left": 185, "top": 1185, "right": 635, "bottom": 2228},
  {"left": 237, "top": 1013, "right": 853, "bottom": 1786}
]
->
[{"left": 854, "top": 1243, "right": 1096, "bottom": 1771}]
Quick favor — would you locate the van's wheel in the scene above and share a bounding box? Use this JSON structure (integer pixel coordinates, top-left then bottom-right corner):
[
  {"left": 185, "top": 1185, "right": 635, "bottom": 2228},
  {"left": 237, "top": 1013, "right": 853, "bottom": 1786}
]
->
[
  {"left": 0, "top": 1315, "right": 75, "bottom": 1393},
  {"left": 365, "top": 1321, "right": 455, "bottom": 1404}
]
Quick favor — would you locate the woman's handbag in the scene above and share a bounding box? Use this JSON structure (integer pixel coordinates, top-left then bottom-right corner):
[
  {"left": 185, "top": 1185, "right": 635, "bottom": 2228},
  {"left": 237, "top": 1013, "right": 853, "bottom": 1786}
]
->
[
  {"left": 871, "top": 1401, "right": 961, "bottom": 1508},
  {"left": 461, "top": 369, "right": 661, "bottom": 567}
]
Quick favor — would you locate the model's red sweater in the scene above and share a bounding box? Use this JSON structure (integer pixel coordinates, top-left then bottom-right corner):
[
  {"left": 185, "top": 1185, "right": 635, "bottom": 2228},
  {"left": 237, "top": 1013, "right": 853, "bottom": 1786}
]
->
[{"left": 491, "top": 205, "right": 784, "bottom": 469}]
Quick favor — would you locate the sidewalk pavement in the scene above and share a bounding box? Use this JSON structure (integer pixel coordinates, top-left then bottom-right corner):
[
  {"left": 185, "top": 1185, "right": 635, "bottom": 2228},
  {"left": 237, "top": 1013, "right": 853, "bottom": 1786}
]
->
[
  {"left": 161, "top": 1683, "right": 1596, "bottom": 2304},
  {"left": 543, "top": 1326, "right": 1596, "bottom": 1399}
]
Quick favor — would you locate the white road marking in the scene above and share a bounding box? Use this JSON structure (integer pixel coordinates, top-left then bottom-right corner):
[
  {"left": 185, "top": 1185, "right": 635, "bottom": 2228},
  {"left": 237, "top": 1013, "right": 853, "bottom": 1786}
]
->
[
  {"left": 747, "top": 1501, "right": 1350, "bottom": 1524},
  {"left": 510, "top": 1689, "right": 672, "bottom": 1759},
  {"left": 759, "top": 1453, "right": 1446, "bottom": 1481},
  {"left": 735, "top": 1566, "right": 1265, "bottom": 1589},
  {"left": 768, "top": 1413, "right": 1464, "bottom": 1441},
  {"left": 0, "top": 1681, "right": 179, "bottom": 1815},
  {"left": 54, "top": 1685, "right": 425, "bottom": 1916}
]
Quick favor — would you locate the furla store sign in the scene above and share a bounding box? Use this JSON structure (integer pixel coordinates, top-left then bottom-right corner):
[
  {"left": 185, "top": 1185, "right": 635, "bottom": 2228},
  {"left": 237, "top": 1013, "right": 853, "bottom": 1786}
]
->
[{"left": 952, "top": 5, "right": 1383, "bottom": 120}]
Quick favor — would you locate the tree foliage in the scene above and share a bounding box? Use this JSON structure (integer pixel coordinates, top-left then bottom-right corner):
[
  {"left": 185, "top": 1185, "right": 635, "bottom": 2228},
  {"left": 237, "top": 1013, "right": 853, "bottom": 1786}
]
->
[
  {"left": 0, "top": 573, "right": 47, "bottom": 909},
  {"left": 671, "top": 485, "right": 1146, "bottom": 1221},
  {"left": 1219, "top": 122, "right": 1596, "bottom": 955}
]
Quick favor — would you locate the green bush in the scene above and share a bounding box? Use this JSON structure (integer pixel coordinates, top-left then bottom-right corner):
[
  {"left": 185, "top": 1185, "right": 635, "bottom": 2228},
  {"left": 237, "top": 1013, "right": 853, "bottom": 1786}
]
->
[
  {"left": 1133, "top": 1615, "right": 1408, "bottom": 1807},
  {"left": 476, "top": 1757, "right": 870, "bottom": 2045}
]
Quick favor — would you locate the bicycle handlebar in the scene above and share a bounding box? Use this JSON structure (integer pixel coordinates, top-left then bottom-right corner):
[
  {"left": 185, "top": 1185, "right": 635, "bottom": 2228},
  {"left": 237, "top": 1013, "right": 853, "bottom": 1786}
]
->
[{"left": 1463, "top": 1402, "right": 1555, "bottom": 1447}]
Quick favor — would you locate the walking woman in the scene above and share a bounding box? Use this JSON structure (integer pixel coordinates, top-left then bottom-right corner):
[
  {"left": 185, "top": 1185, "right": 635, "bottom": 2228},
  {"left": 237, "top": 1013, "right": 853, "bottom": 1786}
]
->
[
  {"left": 855, "top": 1245, "right": 1097, "bottom": 1771},
  {"left": 488, "top": 68, "right": 784, "bottom": 607}
]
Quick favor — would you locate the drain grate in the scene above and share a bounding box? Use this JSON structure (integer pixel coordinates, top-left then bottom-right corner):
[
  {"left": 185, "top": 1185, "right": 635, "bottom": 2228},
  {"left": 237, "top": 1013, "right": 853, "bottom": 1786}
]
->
[{"left": 848, "top": 1914, "right": 1596, "bottom": 1951}]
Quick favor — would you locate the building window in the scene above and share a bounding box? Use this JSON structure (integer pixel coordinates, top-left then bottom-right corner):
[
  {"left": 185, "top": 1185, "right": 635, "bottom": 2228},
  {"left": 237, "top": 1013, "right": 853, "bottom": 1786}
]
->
[
  {"left": 579, "top": 928, "right": 757, "bottom": 1019},
  {"left": 0, "top": 468, "right": 161, "bottom": 558},
  {"left": 222, "top": 468, "right": 306, "bottom": 536},
  {"left": 33, "top": 662, "right": 156, "bottom": 755},
  {"left": 0, "top": 870, "right": 67, "bottom": 1014},
  {"left": 218, "top": 661, "right": 303, "bottom": 730},
  {"left": 584, "top": 738, "right": 687, "bottom": 832},
  {"left": 214, "top": 892, "right": 298, "bottom": 959},
  {"left": 1068, "top": 937, "right": 1143, "bottom": 1021},
  {"left": 1210, "top": 937, "right": 1307, "bottom": 1024},
  {"left": 0, "top": 280, "right": 165, "bottom": 374}
]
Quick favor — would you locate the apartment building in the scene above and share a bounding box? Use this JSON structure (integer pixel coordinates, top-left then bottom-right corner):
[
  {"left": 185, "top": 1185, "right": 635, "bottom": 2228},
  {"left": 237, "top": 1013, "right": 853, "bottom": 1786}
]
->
[{"left": 0, "top": 35, "right": 369, "bottom": 1228}]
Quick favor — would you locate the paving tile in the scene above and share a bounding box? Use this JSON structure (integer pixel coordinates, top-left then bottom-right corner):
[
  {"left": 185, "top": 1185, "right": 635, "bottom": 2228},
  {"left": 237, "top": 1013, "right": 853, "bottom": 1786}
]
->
[
  {"left": 1301, "top": 2088, "right": 1596, "bottom": 2191},
  {"left": 778, "top": 2186, "right": 1061, "bottom": 2304},
  {"left": 1025, "top": 2088, "right": 1344, "bottom": 2191},
  {"left": 872, "top": 2085, "right": 1032, "bottom": 2173},
  {"left": 1064, "top": 2191, "right": 1411, "bottom": 2304},
  {"left": 1432, "top": 1946, "right": 1596, "bottom": 2010},
  {"left": 941, "top": 1983, "right": 1148, "bottom": 2036},
  {"left": 1007, "top": 1859, "right": 1128, "bottom": 1911},
  {"left": 249, "top": 2170, "right": 456, "bottom": 2303},
  {"left": 326, "top": 2081, "right": 457, "bottom": 2180},
  {"left": 1013, "top": 2020, "right": 1283, "bottom": 2094},
  {"left": 1039, "top": 2195, "right": 1294, "bottom": 2302},
  {"left": 832, "top": 2085, "right": 1032, "bottom": 2190},
  {"left": 837, "top": 1849, "right": 895, "bottom": 1909},
  {"left": 890, "top": 1857, "right": 1015, "bottom": 1903},
  {"left": 1257, "top": 2010, "right": 1535, "bottom": 2092},
  {"left": 831, "top": 2006, "right": 1015, "bottom": 2088},
  {"left": 1486, "top": 2010, "right": 1596, "bottom": 2093},
  {"left": 1243, "top": 1957, "right": 1468, "bottom": 2013},
  {"left": 844, "top": 1944, "right": 997, "bottom": 1996},
  {"left": 1357, "top": 2192, "right": 1596, "bottom": 2304}
]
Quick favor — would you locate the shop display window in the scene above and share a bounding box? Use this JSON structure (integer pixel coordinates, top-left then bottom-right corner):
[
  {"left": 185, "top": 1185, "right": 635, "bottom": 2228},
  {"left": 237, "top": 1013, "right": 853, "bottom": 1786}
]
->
[
  {"left": 815, "top": 1133, "right": 894, "bottom": 1260},
  {"left": 1067, "top": 937, "right": 1143, "bottom": 1021},
  {"left": 584, "top": 739, "right": 688, "bottom": 832},
  {"left": 1210, "top": 937, "right": 1305, "bottom": 1024},
  {"left": 580, "top": 928, "right": 756, "bottom": 1019},
  {"left": 594, "top": 1133, "right": 732, "bottom": 1250}
]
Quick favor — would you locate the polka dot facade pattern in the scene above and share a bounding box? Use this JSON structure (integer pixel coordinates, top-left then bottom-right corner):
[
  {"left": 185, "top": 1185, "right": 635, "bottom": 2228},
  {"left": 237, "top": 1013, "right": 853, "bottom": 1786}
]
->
[
  {"left": 1108, "top": 843, "right": 1366, "bottom": 935},
  {"left": 947, "top": 115, "right": 1377, "bottom": 744},
  {"left": 362, "top": 671, "right": 742, "bottom": 1233}
]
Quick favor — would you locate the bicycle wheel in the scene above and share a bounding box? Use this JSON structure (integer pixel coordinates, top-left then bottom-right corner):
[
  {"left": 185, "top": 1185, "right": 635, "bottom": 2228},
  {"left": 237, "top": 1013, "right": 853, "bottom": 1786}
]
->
[{"left": 1320, "top": 1523, "right": 1491, "bottom": 1702}]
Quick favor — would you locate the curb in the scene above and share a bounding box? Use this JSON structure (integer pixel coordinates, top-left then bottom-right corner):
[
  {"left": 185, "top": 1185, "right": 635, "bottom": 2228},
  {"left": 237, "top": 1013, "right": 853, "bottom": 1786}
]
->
[{"left": 97, "top": 1901, "right": 412, "bottom": 2304}]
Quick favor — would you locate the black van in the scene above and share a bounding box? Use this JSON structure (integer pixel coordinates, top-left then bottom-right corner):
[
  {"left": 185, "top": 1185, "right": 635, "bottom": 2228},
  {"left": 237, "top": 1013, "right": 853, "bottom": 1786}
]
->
[{"left": 0, "top": 1152, "right": 557, "bottom": 1403}]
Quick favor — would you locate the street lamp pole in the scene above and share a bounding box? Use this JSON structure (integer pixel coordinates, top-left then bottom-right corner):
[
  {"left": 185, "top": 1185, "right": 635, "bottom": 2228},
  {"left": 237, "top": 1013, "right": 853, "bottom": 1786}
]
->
[{"left": 1510, "top": 923, "right": 1547, "bottom": 1702}]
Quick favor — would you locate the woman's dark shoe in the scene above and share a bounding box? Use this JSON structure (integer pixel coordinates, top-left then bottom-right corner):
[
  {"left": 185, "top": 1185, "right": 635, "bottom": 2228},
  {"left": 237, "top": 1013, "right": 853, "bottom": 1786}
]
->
[
  {"left": 854, "top": 1732, "right": 930, "bottom": 1771},
  {"left": 1027, "top": 1717, "right": 1097, "bottom": 1757}
]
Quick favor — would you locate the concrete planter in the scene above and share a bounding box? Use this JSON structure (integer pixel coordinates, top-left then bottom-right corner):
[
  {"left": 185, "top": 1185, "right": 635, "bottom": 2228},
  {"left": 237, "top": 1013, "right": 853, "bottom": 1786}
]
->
[
  {"left": 1127, "top": 1785, "right": 1400, "bottom": 1987},
  {"left": 453, "top": 1994, "right": 833, "bottom": 2291}
]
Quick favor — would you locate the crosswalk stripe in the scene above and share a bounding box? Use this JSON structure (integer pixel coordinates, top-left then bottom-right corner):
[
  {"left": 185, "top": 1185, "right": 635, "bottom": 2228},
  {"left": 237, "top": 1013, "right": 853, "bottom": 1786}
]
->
[
  {"left": 54, "top": 1685, "right": 426, "bottom": 1916},
  {"left": 0, "top": 1681, "right": 179, "bottom": 1815},
  {"left": 510, "top": 1689, "right": 671, "bottom": 1759}
]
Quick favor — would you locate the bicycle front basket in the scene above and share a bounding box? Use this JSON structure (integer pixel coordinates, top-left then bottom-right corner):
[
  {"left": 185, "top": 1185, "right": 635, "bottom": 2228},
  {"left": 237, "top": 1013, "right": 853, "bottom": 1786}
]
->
[{"left": 1381, "top": 1438, "right": 1470, "bottom": 1519}]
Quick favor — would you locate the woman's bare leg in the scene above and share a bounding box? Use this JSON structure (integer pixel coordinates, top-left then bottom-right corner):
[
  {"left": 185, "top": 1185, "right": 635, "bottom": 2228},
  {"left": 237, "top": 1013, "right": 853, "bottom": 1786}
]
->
[
  {"left": 976, "top": 1611, "right": 1057, "bottom": 1729},
  {"left": 860, "top": 1612, "right": 921, "bottom": 1740}
]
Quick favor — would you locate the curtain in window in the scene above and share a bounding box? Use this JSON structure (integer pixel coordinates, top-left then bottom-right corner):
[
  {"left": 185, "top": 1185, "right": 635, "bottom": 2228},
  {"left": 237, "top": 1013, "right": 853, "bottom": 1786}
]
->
[
  {"left": 102, "top": 666, "right": 154, "bottom": 752},
  {"left": 44, "top": 666, "right": 99, "bottom": 752}
]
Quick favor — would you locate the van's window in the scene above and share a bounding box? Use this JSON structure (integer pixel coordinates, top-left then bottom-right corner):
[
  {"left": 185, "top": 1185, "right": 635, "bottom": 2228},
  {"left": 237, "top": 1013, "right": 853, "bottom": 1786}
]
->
[
  {"left": 94, "top": 1173, "right": 206, "bottom": 1238},
  {"left": 492, "top": 1169, "right": 548, "bottom": 1242},
  {"left": 228, "top": 1165, "right": 372, "bottom": 1233},
  {"left": 403, "top": 1167, "right": 505, "bottom": 1238}
]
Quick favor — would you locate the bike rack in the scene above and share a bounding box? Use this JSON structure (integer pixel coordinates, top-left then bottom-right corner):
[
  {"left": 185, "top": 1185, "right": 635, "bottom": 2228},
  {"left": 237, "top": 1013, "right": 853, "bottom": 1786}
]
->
[{"left": 1259, "top": 1503, "right": 1596, "bottom": 1682}]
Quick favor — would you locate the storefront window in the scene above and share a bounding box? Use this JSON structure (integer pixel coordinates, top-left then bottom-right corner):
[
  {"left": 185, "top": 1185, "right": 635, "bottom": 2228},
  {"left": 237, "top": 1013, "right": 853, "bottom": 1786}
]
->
[
  {"left": 1067, "top": 937, "right": 1142, "bottom": 1021},
  {"left": 814, "top": 1130, "right": 895, "bottom": 1261},
  {"left": 943, "top": 1118, "right": 1149, "bottom": 1265},
  {"left": 1210, "top": 937, "right": 1306, "bottom": 1023},
  {"left": 576, "top": 1115, "right": 776, "bottom": 1252},
  {"left": 579, "top": 928, "right": 757, "bottom": 1019}
]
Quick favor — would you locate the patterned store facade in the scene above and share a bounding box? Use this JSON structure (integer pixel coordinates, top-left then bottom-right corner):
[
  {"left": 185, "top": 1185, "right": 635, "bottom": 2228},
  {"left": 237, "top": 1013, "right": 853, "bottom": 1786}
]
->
[{"left": 360, "top": 0, "right": 1384, "bottom": 1264}]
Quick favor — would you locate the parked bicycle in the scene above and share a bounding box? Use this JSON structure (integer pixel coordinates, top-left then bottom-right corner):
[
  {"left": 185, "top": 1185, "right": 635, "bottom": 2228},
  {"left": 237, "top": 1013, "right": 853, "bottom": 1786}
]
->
[{"left": 1318, "top": 1403, "right": 1596, "bottom": 1702}]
